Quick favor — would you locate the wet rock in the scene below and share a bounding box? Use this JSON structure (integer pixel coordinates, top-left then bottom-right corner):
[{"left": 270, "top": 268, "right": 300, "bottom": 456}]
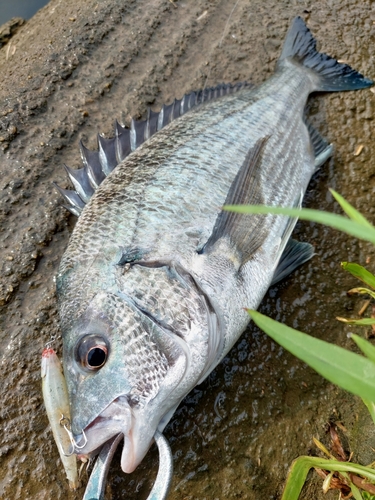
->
[
  {"left": 0, "top": 281, "right": 16, "bottom": 305},
  {"left": 0, "top": 17, "right": 25, "bottom": 48}
]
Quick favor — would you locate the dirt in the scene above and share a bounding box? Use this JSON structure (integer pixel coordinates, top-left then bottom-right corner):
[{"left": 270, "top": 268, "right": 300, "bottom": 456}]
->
[{"left": 0, "top": 0, "right": 374, "bottom": 499}]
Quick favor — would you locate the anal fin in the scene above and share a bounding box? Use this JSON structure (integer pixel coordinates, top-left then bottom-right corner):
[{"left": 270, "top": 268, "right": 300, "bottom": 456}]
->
[{"left": 271, "top": 238, "right": 314, "bottom": 285}]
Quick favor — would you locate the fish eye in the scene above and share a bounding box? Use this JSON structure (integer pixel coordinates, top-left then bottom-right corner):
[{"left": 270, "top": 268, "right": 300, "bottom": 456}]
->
[
  {"left": 76, "top": 335, "right": 108, "bottom": 371},
  {"left": 87, "top": 345, "right": 107, "bottom": 368}
]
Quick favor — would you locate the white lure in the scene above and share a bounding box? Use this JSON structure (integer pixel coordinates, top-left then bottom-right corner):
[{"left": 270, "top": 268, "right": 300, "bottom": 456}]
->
[{"left": 41, "top": 347, "right": 79, "bottom": 490}]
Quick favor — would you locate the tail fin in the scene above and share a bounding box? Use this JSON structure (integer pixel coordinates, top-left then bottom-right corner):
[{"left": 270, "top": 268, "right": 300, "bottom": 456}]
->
[{"left": 278, "top": 17, "right": 373, "bottom": 92}]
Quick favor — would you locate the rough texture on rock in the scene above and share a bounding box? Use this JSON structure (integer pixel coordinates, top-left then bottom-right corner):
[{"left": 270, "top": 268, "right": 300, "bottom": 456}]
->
[
  {"left": 0, "top": 1, "right": 374, "bottom": 499},
  {"left": 0, "top": 17, "right": 25, "bottom": 48}
]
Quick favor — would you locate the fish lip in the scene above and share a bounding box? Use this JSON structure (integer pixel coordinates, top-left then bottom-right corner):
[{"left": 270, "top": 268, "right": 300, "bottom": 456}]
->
[
  {"left": 72, "top": 396, "right": 133, "bottom": 457},
  {"left": 76, "top": 419, "right": 137, "bottom": 474},
  {"left": 120, "top": 431, "right": 136, "bottom": 473},
  {"left": 72, "top": 420, "right": 122, "bottom": 458},
  {"left": 73, "top": 396, "right": 161, "bottom": 474},
  {"left": 73, "top": 412, "right": 140, "bottom": 475}
]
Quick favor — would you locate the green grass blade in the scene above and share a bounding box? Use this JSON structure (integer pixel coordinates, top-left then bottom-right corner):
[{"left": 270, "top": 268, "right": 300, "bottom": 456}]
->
[
  {"left": 350, "top": 482, "right": 366, "bottom": 500},
  {"left": 351, "top": 334, "right": 375, "bottom": 364},
  {"left": 348, "top": 288, "right": 375, "bottom": 300},
  {"left": 341, "top": 262, "right": 375, "bottom": 290},
  {"left": 330, "top": 189, "right": 374, "bottom": 229},
  {"left": 282, "top": 456, "right": 375, "bottom": 500},
  {"left": 336, "top": 317, "right": 375, "bottom": 326},
  {"left": 281, "top": 456, "right": 311, "bottom": 500},
  {"left": 223, "top": 205, "right": 375, "bottom": 245},
  {"left": 248, "top": 310, "right": 375, "bottom": 402},
  {"left": 362, "top": 399, "right": 375, "bottom": 427}
]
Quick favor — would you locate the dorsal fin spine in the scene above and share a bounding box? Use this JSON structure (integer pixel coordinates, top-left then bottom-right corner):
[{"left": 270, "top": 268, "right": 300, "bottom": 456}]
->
[
  {"left": 115, "top": 121, "right": 131, "bottom": 163},
  {"left": 98, "top": 134, "right": 117, "bottom": 175},
  {"left": 63, "top": 164, "right": 94, "bottom": 203},
  {"left": 56, "top": 81, "right": 252, "bottom": 216}
]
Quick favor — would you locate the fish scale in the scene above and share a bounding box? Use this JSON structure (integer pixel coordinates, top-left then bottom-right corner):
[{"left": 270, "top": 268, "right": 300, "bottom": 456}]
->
[
  {"left": 80, "top": 79, "right": 301, "bottom": 251},
  {"left": 51, "top": 16, "right": 373, "bottom": 486},
  {"left": 116, "top": 265, "right": 208, "bottom": 340}
]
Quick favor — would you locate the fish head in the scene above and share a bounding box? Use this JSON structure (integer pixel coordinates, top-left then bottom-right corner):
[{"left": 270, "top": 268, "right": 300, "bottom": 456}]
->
[{"left": 62, "top": 290, "right": 187, "bottom": 473}]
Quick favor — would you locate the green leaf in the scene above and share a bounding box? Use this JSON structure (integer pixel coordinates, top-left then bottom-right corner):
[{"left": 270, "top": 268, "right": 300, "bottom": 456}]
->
[
  {"left": 363, "top": 492, "right": 375, "bottom": 500},
  {"left": 336, "top": 317, "right": 375, "bottom": 326},
  {"left": 282, "top": 455, "right": 375, "bottom": 500},
  {"left": 330, "top": 189, "right": 374, "bottom": 229},
  {"left": 248, "top": 310, "right": 375, "bottom": 402},
  {"left": 341, "top": 262, "right": 375, "bottom": 290},
  {"left": 351, "top": 334, "right": 375, "bottom": 364},
  {"left": 223, "top": 205, "right": 375, "bottom": 245}
]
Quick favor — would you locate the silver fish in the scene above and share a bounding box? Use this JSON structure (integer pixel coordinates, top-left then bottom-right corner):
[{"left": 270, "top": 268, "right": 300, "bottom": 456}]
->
[{"left": 54, "top": 16, "right": 372, "bottom": 480}]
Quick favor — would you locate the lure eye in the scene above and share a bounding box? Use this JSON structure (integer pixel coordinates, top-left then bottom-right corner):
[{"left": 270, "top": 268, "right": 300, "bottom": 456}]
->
[{"left": 76, "top": 335, "right": 108, "bottom": 371}]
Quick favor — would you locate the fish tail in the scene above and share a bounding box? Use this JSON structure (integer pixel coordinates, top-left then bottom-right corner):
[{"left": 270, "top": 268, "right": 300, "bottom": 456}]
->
[{"left": 278, "top": 17, "right": 373, "bottom": 91}]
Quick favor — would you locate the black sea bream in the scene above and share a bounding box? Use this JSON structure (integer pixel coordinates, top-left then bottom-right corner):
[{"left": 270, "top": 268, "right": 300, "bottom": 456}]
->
[{"left": 54, "top": 17, "right": 372, "bottom": 477}]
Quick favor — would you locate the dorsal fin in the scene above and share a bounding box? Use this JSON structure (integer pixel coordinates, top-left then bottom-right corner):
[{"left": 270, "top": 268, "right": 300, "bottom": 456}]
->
[
  {"left": 79, "top": 140, "right": 105, "bottom": 188},
  {"left": 98, "top": 134, "right": 117, "bottom": 174},
  {"left": 63, "top": 164, "right": 94, "bottom": 203},
  {"left": 201, "top": 137, "right": 269, "bottom": 263},
  {"left": 55, "top": 81, "right": 252, "bottom": 216},
  {"left": 52, "top": 183, "right": 85, "bottom": 216},
  {"left": 115, "top": 121, "right": 131, "bottom": 162}
]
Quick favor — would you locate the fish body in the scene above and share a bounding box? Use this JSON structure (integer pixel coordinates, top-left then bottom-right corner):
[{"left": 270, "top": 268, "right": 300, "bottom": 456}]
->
[{"left": 55, "top": 18, "right": 372, "bottom": 475}]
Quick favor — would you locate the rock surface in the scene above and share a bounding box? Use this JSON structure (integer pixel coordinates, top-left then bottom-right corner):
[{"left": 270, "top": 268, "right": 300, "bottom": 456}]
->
[{"left": 0, "top": 17, "right": 25, "bottom": 48}]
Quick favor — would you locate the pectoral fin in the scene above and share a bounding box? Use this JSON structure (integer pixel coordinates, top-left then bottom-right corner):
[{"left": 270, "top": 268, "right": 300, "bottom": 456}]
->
[{"left": 201, "top": 137, "right": 269, "bottom": 263}]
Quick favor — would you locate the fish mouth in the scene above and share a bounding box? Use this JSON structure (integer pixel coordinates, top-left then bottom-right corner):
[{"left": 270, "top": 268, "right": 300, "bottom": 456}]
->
[
  {"left": 72, "top": 396, "right": 135, "bottom": 471},
  {"left": 71, "top": 395, "right": 153, "bottom": 473}
]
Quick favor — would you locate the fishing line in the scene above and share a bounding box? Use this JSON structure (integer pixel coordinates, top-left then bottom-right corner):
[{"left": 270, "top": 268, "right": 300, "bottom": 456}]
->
[
  {"left": 218, "top": 0, "right": 240, "bottom": 49},
  {"left": 203, "top": 0, "right": 240, "bottom": 91}
]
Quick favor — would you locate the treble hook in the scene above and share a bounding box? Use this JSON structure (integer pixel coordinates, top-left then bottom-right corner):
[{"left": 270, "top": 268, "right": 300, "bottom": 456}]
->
[
  {"left": 59, "top": 414, "right": 88, "bottom": 455},
  {"left": 45, "top": 335, "right": 57, "bottom": 349}
]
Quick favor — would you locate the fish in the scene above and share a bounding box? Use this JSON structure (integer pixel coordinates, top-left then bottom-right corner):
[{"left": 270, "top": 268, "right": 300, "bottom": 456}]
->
[{"left": 53, "top": 15, "right": 372, "bottom": 483}]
